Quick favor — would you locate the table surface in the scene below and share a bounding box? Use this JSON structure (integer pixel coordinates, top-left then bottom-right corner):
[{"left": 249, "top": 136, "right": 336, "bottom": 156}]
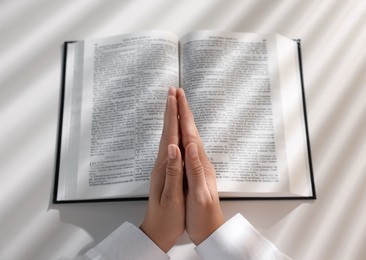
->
[{"left": 1, "top": 0, "right": 366, "bottom": 259}]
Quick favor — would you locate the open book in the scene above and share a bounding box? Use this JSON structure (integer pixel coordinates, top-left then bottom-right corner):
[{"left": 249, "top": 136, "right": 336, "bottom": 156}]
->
[{"left": 54, "top": 30, "right": 315, "bottom": 203}]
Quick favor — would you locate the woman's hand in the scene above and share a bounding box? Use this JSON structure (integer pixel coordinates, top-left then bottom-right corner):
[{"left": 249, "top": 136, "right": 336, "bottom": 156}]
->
[
  {"left": 177, "top": 88, "right": 224, "bottom": 245},
  {"left": 140, "top": 87, "right": 185, "bottom": 252}
]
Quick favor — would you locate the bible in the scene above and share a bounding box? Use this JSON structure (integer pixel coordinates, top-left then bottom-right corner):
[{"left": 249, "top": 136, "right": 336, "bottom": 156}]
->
[{"left": 54, "top": 30, "right": 315, "bottom": 203}]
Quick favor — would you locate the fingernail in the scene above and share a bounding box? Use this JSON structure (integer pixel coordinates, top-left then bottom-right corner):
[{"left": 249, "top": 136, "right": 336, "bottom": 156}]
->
[
  {"left": 168, "top": 87, "right": 175, "bottom": 96},
  {"left": 188, "top": 143, "right": 198, "bottom": 158},
  {"left": 168, "top": 144, "right": 176, "bottom": 160}
]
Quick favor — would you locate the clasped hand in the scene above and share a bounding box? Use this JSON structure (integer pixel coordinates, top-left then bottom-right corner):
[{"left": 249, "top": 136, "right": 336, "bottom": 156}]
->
[{"left": 140, "top": 87, "right": 224, "bottom": 252}]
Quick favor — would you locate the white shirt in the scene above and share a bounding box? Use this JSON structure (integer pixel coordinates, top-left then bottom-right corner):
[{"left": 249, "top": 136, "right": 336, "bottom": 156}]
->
[{"left": 75, "top": 214, "right": 291, "bottom": 260}]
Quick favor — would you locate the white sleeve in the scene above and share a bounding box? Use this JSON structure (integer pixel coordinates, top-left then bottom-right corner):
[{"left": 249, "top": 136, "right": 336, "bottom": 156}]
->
[
  {"left": 75, "top": 222, "right": 169, "bottom": 260},
  {"left": 195, "top": 214, "right": 292, "bottom": 260}
]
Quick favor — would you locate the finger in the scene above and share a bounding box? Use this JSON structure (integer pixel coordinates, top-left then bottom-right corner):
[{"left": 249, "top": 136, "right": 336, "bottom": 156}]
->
[
  {"left": 161, "top": 144, "right": 183, "bottom": 202},
  {"left": 164, "top": 87, "right": 179, "bottom": 146},
  {"left": 177, "top": 88, "right": 212, "bottom": 171},
  {"left": 150, "top": 87, "right": 179, "bottom": 201},
  {"left": 158, "top": 87, "right": 179, "bottom": 160},
  {"left": 177, "top": 89, "right": 202, "bottom": 148},
  {"left": 185, "top": 143, "right": 211, "bottom": 198}
]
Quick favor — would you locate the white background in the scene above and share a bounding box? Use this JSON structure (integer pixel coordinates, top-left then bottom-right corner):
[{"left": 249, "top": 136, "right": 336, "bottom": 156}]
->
[{"left": 1, "top": 0, "right": 365, "bottom": 259}]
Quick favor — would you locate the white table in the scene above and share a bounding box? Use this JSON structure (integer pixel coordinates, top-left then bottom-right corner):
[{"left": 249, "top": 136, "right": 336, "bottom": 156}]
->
[{"left": 1, "top": 0, "right": 366, "bottom": 259}]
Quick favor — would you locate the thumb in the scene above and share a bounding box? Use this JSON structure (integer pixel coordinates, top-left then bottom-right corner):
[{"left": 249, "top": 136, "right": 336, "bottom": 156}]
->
[
  {"left": 185, "top": 143, "right": 209, "bottom": 194},
  {"left": 162, "top": 144, "right": 183, "bottom": 199}
]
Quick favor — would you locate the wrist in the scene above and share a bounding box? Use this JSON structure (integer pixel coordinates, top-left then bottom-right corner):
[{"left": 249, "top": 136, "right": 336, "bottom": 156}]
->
[
  {"left": 139, "top": 224, "right": 174, "bottom": 253},
  {"left": 190, "top": 217, "right": 225, "bottom": 245}
]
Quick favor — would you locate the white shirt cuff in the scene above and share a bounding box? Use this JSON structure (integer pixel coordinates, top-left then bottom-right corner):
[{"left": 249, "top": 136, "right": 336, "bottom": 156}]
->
[
  {"left": 77, "top": 222, "right": 169, "bottom": 260},
  {"left": 195, "top": 213, "right": 291, "bottom": 260}
]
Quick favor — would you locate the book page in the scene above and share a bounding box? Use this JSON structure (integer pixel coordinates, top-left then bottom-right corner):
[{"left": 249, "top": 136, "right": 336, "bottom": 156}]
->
[
  {"left": 72, "top": 31, "right": 179, "bottom": 200},
  {"left": 275, "top": 35, "right": 312, "bottom": 197},
  {"left": 57, "top": 42, "right": 84, "bottom": 201},
  {"left": 180, "top": 31, "right": 291, "bottom": 196}
]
